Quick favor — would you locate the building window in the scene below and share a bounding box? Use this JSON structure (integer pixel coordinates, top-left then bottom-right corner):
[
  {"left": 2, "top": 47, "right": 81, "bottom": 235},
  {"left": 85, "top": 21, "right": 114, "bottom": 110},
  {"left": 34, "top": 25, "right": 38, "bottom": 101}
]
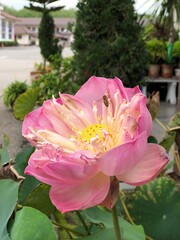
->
[
  {"left": 18, "top": 35, "right": 22, "bottom": 39},
  {"left": 8, "top": 22, "right": 12, "bottom": 39},
  {"left": 32, "top": 27, "right": 36, "bottom": 32},
  {"left": 1, "top": 19, "right": 6, "bottom": 39}
]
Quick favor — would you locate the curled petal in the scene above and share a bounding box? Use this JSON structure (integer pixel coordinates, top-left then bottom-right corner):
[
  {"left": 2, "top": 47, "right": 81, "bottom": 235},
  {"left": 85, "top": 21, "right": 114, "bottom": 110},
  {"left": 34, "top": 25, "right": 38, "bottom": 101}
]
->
[
  {"left": 76, "top": 76, "right": 110, "bottom": 104},
  {"left": 98, "top": 132, "right": 147, "bottom": 176},
  {"left": 50, "top": 172, "right": 110, "bottom": 213},
  {"left": 117, "top": 144, "right": 169, "bottom": 186},
  {"left": 130, "top": 94, "right": 152, "bottom": 136}
]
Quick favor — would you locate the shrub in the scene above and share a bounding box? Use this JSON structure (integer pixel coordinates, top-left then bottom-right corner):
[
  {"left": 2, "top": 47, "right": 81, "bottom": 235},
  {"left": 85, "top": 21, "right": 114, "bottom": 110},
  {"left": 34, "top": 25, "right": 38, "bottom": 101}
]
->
[
  {"left": 72, "top": 0, "right": 149, "bottom": 87},
  {"left": 3, "top": 81, "right": 28, "bottom": 108},
  {"left": 32, "top": 58, "right": 79, "bottom": 105},
  {"left": 0, "top": 41, "right": 18, "bottom": 47}
]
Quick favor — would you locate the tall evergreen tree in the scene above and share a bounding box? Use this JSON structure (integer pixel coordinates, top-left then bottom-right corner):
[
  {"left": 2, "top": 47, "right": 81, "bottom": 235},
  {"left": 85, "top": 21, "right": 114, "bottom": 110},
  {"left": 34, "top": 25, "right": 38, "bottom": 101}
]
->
[
  {"left": 25, "top": 0, "right": 64, "bottom": 63},
  {"left": 38, "top": 11, "right": 59, "bottom": 62},
  {"left": 72, "top": 0, "right": 149, "bottom": 87}
]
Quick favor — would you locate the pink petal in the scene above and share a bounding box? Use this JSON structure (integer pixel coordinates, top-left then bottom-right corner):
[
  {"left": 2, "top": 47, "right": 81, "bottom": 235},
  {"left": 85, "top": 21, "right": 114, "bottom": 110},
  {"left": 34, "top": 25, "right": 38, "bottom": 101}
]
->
[
  {"left": 124, "top": 86, "right": 142, "bottom": 100},
  {"left": 98, "top": 131, "right": 147, "bottom": 176},
  {"left": 49, "top": 172, "right": 110, "bottom": 213},
  {"left": 114, "top": 77, "right": 141, "bottom": 101},
  {"left": 25, "top": 149, "right": 59, "bottom": 185},
  {"left": 130, "top": 94, "right": 152, "bottom": 136},
  {"left": 75, "top": 76, "right": 110, "bottom": 104},
  {"left": 117, "top": 144, "right": 169, "bottom": 186},
  {"left": 42, "top": 100, "right": 74, "bottom": 136}
]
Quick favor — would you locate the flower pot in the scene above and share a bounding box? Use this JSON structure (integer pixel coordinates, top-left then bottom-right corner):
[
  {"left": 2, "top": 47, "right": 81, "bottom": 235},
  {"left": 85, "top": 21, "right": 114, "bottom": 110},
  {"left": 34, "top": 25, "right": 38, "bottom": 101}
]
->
[
  {"left": 30, "top": 71, "right": 43, "bottom": 81},
  {"left": 148, "top": 64, "right": 160, "bottom": 78},
  {"left": 161, "top": 64, "right": 173, "bottom": 78}
]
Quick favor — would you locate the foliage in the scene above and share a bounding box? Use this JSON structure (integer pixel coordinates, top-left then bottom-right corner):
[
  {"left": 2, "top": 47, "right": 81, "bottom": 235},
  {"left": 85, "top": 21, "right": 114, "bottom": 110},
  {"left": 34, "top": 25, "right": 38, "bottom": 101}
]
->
[
  {"left": 38, "top": 11, "right": 60, "bottom": 63},
  {"left": 0, "top": 179, "right": 19, "bottom": 240},
  {"left": 0, "top": 41, "right": 18, "bottom": 47},
  {"left": 172, "top": 40, "right": 180, "bottom": 58},
  {"left": 32, "top": 57, "right": 79, "bottom": 105},
  {"left": 25, "top": 1, "right": 63, "bottom": 64},
  {"left": 160, "top": 112, "right": 180, "bottom": 152},
  {"left": 10, "top": 207, "right": 57, "bottom": 240},
  {"left": 127, "top": 177, "right": 180, "bottom": 240},
  {"left": 72, "top": 0, "right": 149, "bottom": 87},
  {"left": 13, "top": 88, "right": 39, "bottom": 121},
  {"left": 146, "top": 39, "right": 164, "bottom": 63},
  {"left": 0, "top": 135, "right": 10, "bottom": 167},
  {"left": 3, "top": 81, "right": 28, "bottom": 108},
  {"left": 3, "top": 5, "right": 76, "bottom": 18}
]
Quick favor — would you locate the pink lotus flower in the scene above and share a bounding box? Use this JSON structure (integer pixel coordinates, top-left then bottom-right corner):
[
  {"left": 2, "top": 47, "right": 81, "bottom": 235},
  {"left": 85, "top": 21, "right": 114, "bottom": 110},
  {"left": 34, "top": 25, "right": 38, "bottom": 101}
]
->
[{"left": 23, "top": 76, "right": 169, "bottom": 213}]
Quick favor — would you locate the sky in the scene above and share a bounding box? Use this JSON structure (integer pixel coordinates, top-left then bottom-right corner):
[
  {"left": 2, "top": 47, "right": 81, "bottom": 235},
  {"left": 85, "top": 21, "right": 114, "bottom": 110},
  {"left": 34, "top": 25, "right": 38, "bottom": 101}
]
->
[{"left": 0, "top": 0, "right": 154, "bottom": 13}]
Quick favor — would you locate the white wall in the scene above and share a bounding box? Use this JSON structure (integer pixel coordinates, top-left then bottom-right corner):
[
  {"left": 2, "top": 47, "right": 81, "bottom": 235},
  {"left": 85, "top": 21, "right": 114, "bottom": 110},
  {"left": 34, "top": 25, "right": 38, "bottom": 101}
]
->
[
  {"left": 0, "top": 16, "right": 15, "bottom": 41},
  {"left": 16, "top": 34, "right": 30, "bottom": 45}
]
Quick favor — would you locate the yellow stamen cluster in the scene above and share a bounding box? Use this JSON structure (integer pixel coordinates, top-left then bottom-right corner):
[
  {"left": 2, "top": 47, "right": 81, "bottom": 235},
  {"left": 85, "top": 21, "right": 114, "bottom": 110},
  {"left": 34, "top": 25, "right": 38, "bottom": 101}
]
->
[{"left": 81, "top": 124, "right": 108, "bottom": 142}]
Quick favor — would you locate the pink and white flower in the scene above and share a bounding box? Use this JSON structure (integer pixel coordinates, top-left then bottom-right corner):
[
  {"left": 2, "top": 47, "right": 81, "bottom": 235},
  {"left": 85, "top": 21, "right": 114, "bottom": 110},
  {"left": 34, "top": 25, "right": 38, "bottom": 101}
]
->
[{"left": 23, "top": 76, "right": 169, "bottom": 213}]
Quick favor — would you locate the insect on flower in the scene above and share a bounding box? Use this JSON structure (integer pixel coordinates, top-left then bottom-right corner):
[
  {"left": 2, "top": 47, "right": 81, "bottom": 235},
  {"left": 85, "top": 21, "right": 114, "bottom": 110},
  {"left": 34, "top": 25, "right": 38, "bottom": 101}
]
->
[{"left": 102, "top": 95, "right": 109, "bottom": 107}]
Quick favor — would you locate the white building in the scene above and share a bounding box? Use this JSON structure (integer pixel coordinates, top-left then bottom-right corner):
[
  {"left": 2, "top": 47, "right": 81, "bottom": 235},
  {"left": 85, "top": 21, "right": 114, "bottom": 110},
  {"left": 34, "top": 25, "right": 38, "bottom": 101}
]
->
[
  {"left": 0, "top": 4, "right": 18, "bottom": 42},
  {"left": 15, "top": 18, "right": 75, "bottom": 46}
]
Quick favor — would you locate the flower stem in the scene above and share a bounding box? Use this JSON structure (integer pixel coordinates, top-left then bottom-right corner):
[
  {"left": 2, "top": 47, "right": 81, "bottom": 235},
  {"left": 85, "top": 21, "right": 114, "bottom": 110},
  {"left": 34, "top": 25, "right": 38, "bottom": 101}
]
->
[
  {"left": 155, "top": 118, "right": 167, "bottom": 131},
  {"left": 119, "top": 191, "right": 134, "bottom": 225},
  {"left": 51, "top": 220, "right": 85, "bottom": 237},
  {"left": 76, "top": 211, "right": 91, "bottom": 235},
  {"left": 111, "top": 203, "right": 122, "bottom": 240}
]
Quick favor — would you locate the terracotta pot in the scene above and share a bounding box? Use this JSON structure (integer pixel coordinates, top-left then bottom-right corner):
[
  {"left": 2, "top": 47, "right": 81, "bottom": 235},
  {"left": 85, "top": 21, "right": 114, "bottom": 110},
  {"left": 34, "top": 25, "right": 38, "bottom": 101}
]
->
[
  {"left": 30, "top": 71, "right": 43, "bottom": 81},
  {"left": 161, "top": 64, "right": 173, "bottom": 78},
  {"left": 148, "top": 64, "right": 160, "bottom": 78}
]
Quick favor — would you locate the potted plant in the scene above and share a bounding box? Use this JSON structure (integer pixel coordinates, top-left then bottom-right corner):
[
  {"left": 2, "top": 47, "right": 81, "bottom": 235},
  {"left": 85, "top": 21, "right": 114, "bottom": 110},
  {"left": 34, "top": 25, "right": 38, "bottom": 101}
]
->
[
  {"left": 146, "top": 39, "right": 164, "bottom": 78},
  {"left": 172, "top": 40, "right": 180, "bottom": 78},
  {"left": 161, "top": 41, "right": 174, "bottom": 78}
]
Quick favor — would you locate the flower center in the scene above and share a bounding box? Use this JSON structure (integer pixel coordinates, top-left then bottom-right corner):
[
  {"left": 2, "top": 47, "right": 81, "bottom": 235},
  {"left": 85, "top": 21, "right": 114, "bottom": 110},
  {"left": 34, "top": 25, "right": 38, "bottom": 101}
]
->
[{"left": 81, "top": 124, "right": 109, "bottom": 142}]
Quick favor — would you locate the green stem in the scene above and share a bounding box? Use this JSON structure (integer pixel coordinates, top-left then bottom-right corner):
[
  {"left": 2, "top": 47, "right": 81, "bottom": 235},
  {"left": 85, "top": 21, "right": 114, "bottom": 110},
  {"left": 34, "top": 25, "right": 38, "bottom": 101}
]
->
[
  {"left": 51, "top": 220, "right": 85, "bottom": 237},
  {"left": 111, "top": 203, "right": 122, "bottom": 240},
  {"left": 119, "top": 191, "right": 134, "bottom": 225},
  {"left": 155, "top": 118, "right": 167, "bottom": 131},
  {"left": 76, "top": 211, "right": 90, "bottom": 235}
]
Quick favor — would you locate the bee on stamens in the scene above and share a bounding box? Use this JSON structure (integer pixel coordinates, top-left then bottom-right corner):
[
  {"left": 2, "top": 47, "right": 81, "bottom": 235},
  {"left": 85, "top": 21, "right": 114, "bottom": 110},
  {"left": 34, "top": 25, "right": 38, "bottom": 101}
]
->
[{"left": 102, "top": 95, "right": 109, "bottom": 107}]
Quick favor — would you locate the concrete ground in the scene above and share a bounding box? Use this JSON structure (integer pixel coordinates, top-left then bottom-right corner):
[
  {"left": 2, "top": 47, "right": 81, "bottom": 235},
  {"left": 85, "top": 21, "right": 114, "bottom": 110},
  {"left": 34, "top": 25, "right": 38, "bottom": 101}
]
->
[{"left": 0, "top": 46, "right": 178, "bottom": 159}]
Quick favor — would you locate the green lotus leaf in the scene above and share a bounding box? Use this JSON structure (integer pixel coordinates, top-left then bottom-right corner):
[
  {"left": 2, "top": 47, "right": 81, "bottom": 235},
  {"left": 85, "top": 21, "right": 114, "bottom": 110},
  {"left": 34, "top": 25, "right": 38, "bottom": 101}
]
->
[{"left": 127, "top": 177, "right": 180, "bottom": 240}]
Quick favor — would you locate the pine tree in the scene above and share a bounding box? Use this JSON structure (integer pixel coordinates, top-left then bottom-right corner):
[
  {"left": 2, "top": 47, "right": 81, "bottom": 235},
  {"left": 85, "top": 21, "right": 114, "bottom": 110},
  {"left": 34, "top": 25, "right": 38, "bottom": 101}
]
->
[
  {"left": 72, "top": 0, "right": 149, "bottom": 87},
  {"left": 25, "top": 0, "right": 64, "bottom": 63},
  {"left": 38, "top": 11, "right": 59, "bottom": 62}
]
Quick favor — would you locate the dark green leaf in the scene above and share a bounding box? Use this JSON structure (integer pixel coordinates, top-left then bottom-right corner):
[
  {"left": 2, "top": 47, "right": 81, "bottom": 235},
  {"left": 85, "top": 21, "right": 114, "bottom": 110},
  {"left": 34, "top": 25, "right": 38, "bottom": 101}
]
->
[
  {"left": 148, "top": 135, "right": 158, "bottom": 144},
  {"left": 127, "top": 177, "right": 180, "bottom": 240},
  {"left": 0, "top": 135, "right": 10, "bottom": 167},
  {"left": 83, "top": 207, "right": 145, "bottom": 240},
  {"left": 24, "top": 184, "right": 56, "bottom": 216},
  {"left": 0, "top": 179, "right": 19, "bottom": 240},
  {"left": 14, "top": 146, "right": 39, "bottom": 204},
  {"left": 10, "top": 207, "right": 56, "bottom": 240}
]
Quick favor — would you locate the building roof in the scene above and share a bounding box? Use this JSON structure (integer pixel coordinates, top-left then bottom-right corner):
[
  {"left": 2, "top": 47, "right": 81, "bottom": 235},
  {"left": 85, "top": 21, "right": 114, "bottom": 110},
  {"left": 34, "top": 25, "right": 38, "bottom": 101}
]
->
[
  {"left": 17, "top": 17, "right": 75, "bottom": 26},
  {"left": 15, "top": 25, "right": 37, "bottom": 36},
  {"left": 1, "top": 11, "right": 20, "bottom": 22}
]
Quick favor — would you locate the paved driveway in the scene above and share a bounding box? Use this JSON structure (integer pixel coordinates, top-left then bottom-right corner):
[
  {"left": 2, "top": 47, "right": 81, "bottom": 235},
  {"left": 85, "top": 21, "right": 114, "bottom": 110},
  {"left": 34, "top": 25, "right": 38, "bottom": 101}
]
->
[
  {"left": 0, "top": 45, "right": 73, "bottom": 95},
  {"left": 0, "top": 46, "right": 42, "bottom": 95}
]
